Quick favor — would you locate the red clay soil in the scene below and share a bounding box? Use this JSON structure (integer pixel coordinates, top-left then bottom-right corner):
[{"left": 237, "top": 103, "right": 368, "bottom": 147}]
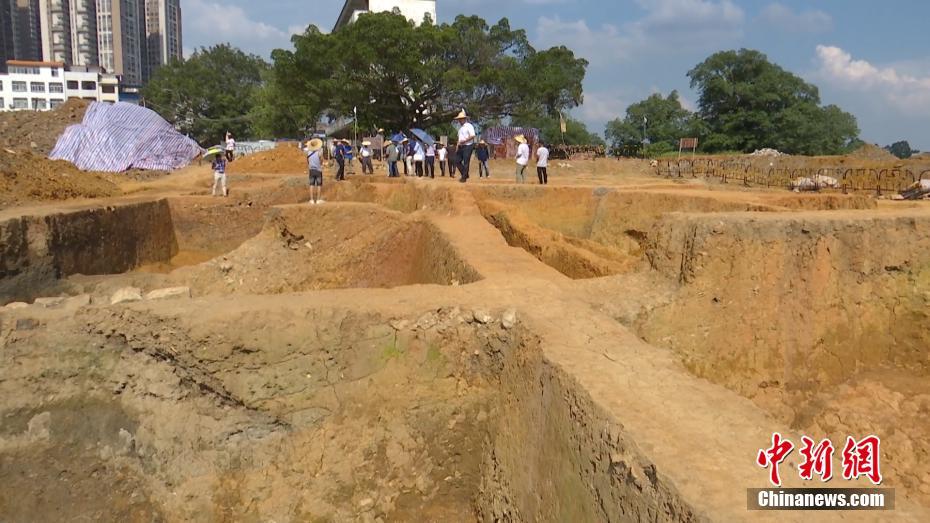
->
[
  {"left": 228, "top": 144, "right": 307, "bottom": 175},
  {"left": 0, "top": 149, "right": 120, "bottom": 208},
  {"left": 0, "top": 99, "right": 89, "bottom": 155}
]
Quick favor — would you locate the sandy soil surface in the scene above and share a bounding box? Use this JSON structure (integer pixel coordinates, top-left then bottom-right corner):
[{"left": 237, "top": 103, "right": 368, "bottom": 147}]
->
[{"left": 2, "top": 146, "right": 930, "bottom": 522}]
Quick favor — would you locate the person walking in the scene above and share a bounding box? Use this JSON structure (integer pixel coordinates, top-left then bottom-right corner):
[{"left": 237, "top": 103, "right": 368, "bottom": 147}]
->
[
  {"left": 211, "top": 153, "right": 228, "bottom": 196},
  {"left": 476, "top": 140, "right": 491, "bottom": 178},
  {"left": 385, "top": 139, "right": 400, "bottom": 177},
  {"left": 453, "top": 110, "right": 477, "bottom": 182},
  {"left": 224, "top": 132, "right": 236, "bottom": 163},
  {"left": 437, "top": 144, "right": 447, "bottom": 177},
  {"left": 334, "top": 139, "right": 346, "bottom": 181},
  {"left": 514, "top": 134, "right": 530, "bottom": 184},
  {"left": 536, "top": 140, "right": 550, "bottom": 185},
  {"left": 360, "top": 140, "right": 374, "bottom": 174},
  {"left": 413, "top": 138, "right": 425, "bottom": 177},
  {"left": 343, "top": 140, "right": 354, "bottom": 174},
  {"left": 425, "top": 142, "right": 436, "bottom": 178},
  {"left": 305, "top": 138, "right": 325, "bottom": 204}
]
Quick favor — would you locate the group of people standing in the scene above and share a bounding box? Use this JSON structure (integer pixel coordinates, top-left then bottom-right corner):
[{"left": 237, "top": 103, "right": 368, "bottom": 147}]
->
[{"left": 300, "top": 109, "right": 554, "bottom": 203}]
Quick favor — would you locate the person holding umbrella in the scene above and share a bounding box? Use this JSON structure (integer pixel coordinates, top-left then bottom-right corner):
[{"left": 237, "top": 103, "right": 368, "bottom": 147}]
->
[
  {"left": 412, "top": 137, "right": 425, "bottom": 177},
  {"left": 453, "top": 109, "right": 476, "bottom": 182},
  {"left": 206, "top": 146, "right": 228, "bottom": 197},
  {"left": 305, "top": 138, "right": 325, "bottom": 204}
]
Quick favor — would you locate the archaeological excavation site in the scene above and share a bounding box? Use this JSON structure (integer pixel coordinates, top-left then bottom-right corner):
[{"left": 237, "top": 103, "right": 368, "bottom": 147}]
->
[{"left": 2, "top": 144, "right": 929, "bottom": 523}]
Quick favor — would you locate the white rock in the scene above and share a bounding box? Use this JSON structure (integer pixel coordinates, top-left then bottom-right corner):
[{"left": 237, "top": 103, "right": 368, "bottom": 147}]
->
[
  {"left": 34, "top": 297, "right": 67, "bottom": 308},
  {"left": 501, "top": 309, "right": 517, "bottom": 329},
  {"left": 110, "top": 287, "right": 143, "bottom": 305},
  {"left": 145, "top": 287, "right": 191, "bottom": 301},
  {"left": 473, "top": 309, "right": 493, "bottom": 324}
]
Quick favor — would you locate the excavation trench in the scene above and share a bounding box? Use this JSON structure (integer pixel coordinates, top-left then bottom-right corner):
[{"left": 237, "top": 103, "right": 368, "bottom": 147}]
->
[
  {"left": 0, "top": 304, "right": 698, "bottom": 521},
  {"left": 0, "top": 188, "right": 479, "bottom": 304},
  {"left": 475, "top": 185, "right": 875, "bottom": 279},
  {"left": 581, "top": 207, "right": 930, "bottom": 505}
]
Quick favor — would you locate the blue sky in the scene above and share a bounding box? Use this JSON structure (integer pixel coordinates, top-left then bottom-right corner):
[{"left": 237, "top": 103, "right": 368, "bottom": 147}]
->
[{"left": 184, "top": 0, "right": 930, "bottom": 150}]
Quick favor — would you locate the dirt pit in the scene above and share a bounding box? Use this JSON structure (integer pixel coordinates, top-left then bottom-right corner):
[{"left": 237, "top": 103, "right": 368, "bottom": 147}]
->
[
  {"left": 475, "top": 185, "right": 875, "bottom": 279},
  {"left": 0, "top": 304, "right": 531, "bottom": 521}
]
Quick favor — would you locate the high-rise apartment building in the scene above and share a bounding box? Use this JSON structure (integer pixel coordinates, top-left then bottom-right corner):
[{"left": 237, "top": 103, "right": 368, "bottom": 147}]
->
[
  {"left": 2, "top": 0, "right": 175, "bottom": 85},
  {"left": 97, "top": 0, "right": 145, "bottom": 85},
  {"left": 8, "top": 0, "right": 43, "bottom": 63},
  {"left": 144, "top": 0, "right": 180, "bottom": 79}
]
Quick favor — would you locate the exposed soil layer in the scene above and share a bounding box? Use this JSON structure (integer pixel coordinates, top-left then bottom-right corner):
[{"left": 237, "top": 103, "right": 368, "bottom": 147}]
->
[
  {"left": 0, "top": 98, "right": 89, "bottom": 155},
  {"left": 0, "top": 304, "right": 532, "bottom": 521},
  {"left": 0, "top": 149, "right": 121, "bottom": 209},
  {"left": 228, "top": 144, "right": 308, "bottom": 175},
  {"left": 2, "top": 173, "right": 930, "bottom": 522},
  {"left": 475, "top": 185, "right": 874, "bottom": 279}
]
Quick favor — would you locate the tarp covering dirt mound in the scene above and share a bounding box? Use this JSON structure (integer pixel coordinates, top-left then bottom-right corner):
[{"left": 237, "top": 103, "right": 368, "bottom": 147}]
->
[
  {"left": 50, "top": 102, "right": 203, "bottom": 172},
  {"left": 0, "top": 149, "right": 120, "bottom": 208},
  {"left": 0, "top": 99, "right": 89, "bottom": 155},
  {"left": 229, "top": 144, "right": 306, "bottom": 174}
]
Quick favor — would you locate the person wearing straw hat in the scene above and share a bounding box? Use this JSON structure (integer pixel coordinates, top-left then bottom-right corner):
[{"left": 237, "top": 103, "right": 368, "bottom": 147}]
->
[
  {"left": 514, "top": 134, "right": 530, "bottom": 184},
  {"left": 476, "top": 140, "right": 491, "bottom": 178},
  {"left": 360, "top": 140, "right": 374, "bottom": 175},
  {"left": 453, "top": 109, "right": 476, "bottom": 182},
  {"left": 385, "top": 137, "right": 400, "bottom": 177},
  {"left": 400, "top": 137, "right": 410, "bottom": 176},
  {"left": 305, "top": 138, "right": 325, "bottom": 204}
]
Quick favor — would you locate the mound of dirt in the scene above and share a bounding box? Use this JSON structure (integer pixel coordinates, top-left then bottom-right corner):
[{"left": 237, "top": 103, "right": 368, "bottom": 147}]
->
[
  {"left": 0, "top": 99, "right": 90, "bottom": 155},
  {"left": 0, "top": 149, "right": 120, "bottom": 208},
  {"left": 848, "top": 143, "right": 897, "bottom": 162},
  {"left": 229, "top": 144, "right": 306, "bottom": 174}
]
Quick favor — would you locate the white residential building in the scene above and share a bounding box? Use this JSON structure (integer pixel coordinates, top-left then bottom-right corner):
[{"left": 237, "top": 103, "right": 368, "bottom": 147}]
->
[
  {"left": 333, "top": 0, "right": 436, "bottom": 31},
  {"left": 0, "top": 59, "right": 118, "bottom": 111}
]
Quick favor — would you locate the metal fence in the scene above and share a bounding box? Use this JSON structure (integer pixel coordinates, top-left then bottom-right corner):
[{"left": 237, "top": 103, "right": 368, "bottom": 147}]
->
[{"left": 655, "top": 158, "right": 930, "bottom": 195}]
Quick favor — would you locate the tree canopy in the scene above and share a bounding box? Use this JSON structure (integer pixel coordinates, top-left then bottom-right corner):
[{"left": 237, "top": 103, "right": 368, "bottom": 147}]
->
[
  {"left": 885, "top": 141, "right": 917, "bottom": 159},
  {"left": 141, "top": 44, "right": 268, "bottom": 145},
  {"left": 687, "top": 49, "right": 859, "bottom": 155},
  {"left": 605, "top": 91, "right": 694, "bottom": 155},
  {"left": 267, "top": 12, "right": 588, "bottom": 135}
]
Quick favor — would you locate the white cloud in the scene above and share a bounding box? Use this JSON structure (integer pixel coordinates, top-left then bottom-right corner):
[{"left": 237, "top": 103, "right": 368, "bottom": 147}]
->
[
  {"left": 758, "top": 3, "right": 832, "bottom": 33},
  {"left": 815, "top": 45, "right": 930, "bottom": 115},
  {"left": 535, "top": 0, "right": 744, "bottom": 66},
  {"left": 183, "top": 0, "right": 317, "bottom": 58}
]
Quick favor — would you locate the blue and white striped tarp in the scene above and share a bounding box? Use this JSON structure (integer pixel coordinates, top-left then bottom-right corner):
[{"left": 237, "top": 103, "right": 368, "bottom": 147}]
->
[
  {"left": 50, "top": 102, "right": 204, "bottom": 172},
  {"left": 481, "top": 127, "right": 540, "bottom": 145}
]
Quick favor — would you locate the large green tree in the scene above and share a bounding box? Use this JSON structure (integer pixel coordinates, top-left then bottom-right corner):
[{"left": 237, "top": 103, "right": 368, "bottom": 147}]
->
[
  {"left": 687, "top": 49, "right": 859, "bottom": 155},
  {"left": 267, "top": 12, "right": 588, "bottom": 133},
  {"left": 142, "top": 44, "right": 268, "bottom": 145},
  {"left": 605, "top": 91, "right": 695, "bottom": 154}
]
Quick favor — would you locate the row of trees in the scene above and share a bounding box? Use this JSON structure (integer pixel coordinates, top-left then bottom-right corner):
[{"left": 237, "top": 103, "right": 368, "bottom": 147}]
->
[
  {"left": 143, "top": 20, "right": 874, "bottom": 157},
  {"left": 606, "top": 49, "right": 862, "bottom": 156},
  {"left": 143, "top": 12, "right": 592, "bottom": 145}
]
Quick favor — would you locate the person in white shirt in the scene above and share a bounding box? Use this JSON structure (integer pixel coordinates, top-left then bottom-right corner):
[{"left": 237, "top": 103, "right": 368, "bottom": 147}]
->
[
  {"left": 536, "top": 141, "right": 550, "bottom": 185},
  {"left": 360, "top": 140, "right": 374, "bottom": 175},
  {"left": 514, "top": 134, "right": 530, "bottom": 184},
  {"left": 453, "top": 109, "right": 476, "bottom": 182},
  {"left": 437, "top": 144, "right": 448, "bottom": 176},
  {"left": 225, "top": 132, "right": 236, "bottom": 162},
  {"left": 425, "top": 142, "right": 436, "bottom": 178}
]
